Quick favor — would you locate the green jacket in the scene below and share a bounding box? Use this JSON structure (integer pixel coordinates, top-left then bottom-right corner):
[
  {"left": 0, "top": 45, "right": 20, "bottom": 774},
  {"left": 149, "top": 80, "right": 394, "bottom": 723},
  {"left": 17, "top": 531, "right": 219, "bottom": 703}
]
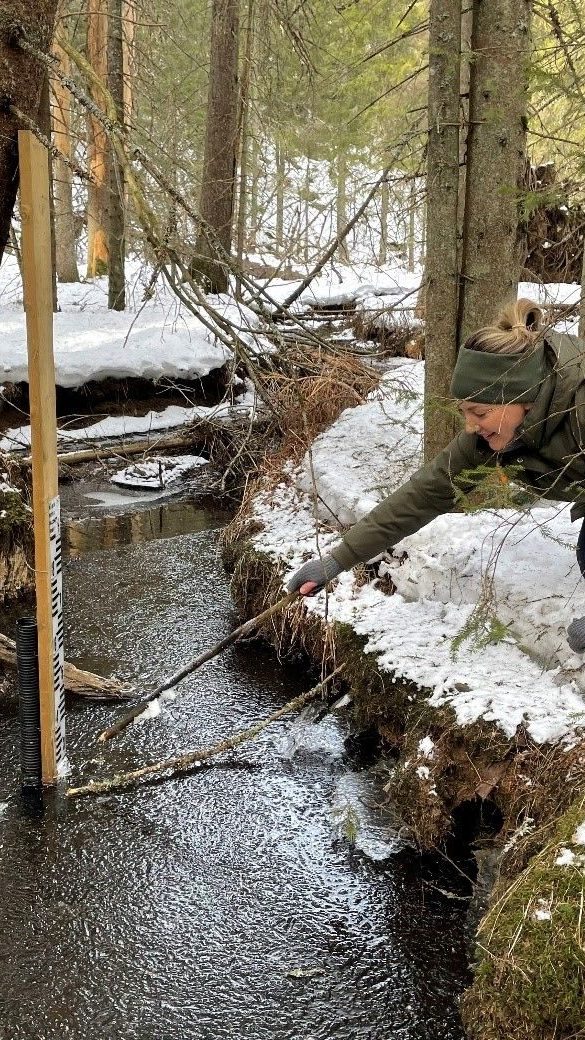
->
[{"left": 332, "top": 332, "right": 585, "bottom": 571}]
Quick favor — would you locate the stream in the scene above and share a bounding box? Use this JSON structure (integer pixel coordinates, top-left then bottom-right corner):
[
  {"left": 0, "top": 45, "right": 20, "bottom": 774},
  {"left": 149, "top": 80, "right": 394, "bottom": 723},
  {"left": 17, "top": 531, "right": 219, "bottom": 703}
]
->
[{"left": 0, "top": 481, "right": 470, "bottom": 1039}]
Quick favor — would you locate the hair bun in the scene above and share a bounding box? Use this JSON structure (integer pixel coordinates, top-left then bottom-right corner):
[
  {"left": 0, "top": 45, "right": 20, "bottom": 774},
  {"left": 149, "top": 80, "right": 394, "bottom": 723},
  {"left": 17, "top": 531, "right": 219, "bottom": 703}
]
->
[{"left": 498, "top": 297, "right": 542, "bottom": 334}]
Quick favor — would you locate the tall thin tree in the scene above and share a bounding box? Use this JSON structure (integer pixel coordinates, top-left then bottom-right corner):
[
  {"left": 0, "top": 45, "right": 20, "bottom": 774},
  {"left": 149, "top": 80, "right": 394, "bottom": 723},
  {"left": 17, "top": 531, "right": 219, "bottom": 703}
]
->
[
  {"left": 423, "top": 0, "right": 461, "bottom": 461},
  {"left": 193, "top": 0, "right": 240, "bottom": 294},
  {"left": 52, "top": 37, "right": 80, "bottom": 283},
  {"left": 458, "top": 0, "right": 532, "bottom": 343},
  {"left": 86, "top": 0, "right": 109, "bottom": 277},
  {"left": 107, "top": 0, "right": 125, "bottom": 309}
]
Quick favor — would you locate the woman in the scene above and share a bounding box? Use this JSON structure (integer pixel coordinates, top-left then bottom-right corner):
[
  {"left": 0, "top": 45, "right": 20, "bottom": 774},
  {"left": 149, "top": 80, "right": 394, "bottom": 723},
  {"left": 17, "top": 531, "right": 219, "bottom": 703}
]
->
[{"left": 287, "top": 298, "right": 585, "bottom": 650}]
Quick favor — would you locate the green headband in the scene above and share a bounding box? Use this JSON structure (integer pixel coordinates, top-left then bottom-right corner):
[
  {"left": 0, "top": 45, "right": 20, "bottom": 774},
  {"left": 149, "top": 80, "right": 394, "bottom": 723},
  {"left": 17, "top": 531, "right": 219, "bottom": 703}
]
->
[{"left": 450, "top": 344, "right": 546, "bottom": 403}]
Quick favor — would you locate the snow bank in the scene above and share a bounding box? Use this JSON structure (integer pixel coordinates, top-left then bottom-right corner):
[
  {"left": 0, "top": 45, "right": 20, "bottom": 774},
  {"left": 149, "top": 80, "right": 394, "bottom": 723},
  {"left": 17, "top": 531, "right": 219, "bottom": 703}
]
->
[{"left": 0, "top": 256, "right": 269, "bottom": 388}]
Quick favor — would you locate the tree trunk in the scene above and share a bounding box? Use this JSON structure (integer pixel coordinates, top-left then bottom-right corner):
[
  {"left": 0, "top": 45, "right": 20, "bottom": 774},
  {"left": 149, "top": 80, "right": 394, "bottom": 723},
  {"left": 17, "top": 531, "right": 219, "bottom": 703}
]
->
[
  {"left": 235, "top": 0, "right": 254, "bottom": 298},
  {"left": 303, "top": 158, "right": 310, "bottom": 264},
  {"left": 39, "top": 73, "right": 59, "bottom": 311},
  {"left": 408, "top": 179, "right": 416, "bottom": 272},
  {"left": 336, "top": 151, "right": 349, "bottom": 263},
  {"left": 423, "top": 0, "right": 461, "bottom": 461},
  {"left": 458, "top": 0, "right": 532, "bottom": 343},
  {"left": 574, "top": 240, "right": 578, "bottom": 339},
  {"left": 457, "top": 3, "right": 473, "bottom": 268},
  {"left": 0, "top": 1, "right": 61, "bottom": 264},
  {"left": 107, "top": 0, "right": 125, "bottom": 309},
  {"left": 193, "top": 0, "right": 240, "bottom": 294},
  {"left": 275, "top": 141, "right": 285, "bottom": 256},
  {"left": 248, "top": 134, "right": 259, "bottom": 252},
  {"left": 379, "top": 177, "right": 389, "bottom": 264},
  {"left": 86, "top": 0, "right": 109, "bottom": 278},
  {"left": 51, "top": 38, "right": 80, "bottom": 283},
  {"left": 122, "top": 0, "right": 136, "bottom": 124}
]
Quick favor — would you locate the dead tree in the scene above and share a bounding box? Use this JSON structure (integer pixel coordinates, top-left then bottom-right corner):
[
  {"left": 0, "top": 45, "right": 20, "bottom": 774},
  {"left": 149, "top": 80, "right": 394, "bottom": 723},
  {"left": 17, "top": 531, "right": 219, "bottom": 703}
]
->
[{"left": 86, "top": 0, "right": 109, "bottom": 276}]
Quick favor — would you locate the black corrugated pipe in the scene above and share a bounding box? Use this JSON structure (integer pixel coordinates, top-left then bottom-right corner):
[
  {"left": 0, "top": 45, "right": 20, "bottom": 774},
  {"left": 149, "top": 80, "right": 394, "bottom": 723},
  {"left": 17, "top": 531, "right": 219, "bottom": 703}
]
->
[{"left": 16, "top": 617, "right": 42, "bottom": 791}]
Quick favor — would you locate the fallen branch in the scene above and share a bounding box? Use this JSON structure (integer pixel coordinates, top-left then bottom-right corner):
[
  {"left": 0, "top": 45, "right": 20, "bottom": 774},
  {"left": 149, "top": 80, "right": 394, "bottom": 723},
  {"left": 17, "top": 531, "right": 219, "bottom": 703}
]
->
[
  {"left": 98, "top": 590, "right": 300, "bottom": 742},
  {"left": 0, "top": 634, "right": 133, "bottom": 700},
  {"left": 51, "top": 431, "right": 196, "bottom": 467},
  {"left": 67, "top": 664, "right": 344, "bottom": 797}
]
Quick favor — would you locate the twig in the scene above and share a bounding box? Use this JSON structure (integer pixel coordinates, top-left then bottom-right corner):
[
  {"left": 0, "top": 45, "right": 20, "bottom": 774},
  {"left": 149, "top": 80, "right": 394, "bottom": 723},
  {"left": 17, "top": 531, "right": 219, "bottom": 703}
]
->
[
  {"left": 68, "top": 664, "right": 345, "bottom": 797},
  {"left": 98, "top": 590, "right": 300, "bottom": 742}
]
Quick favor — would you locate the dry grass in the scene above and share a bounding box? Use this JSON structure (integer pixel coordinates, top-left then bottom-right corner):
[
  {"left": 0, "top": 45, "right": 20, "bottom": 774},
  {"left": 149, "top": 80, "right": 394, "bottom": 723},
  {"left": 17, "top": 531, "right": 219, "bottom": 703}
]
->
[{"left": 262, "top": 345, "right": 380, "bottom": 462}]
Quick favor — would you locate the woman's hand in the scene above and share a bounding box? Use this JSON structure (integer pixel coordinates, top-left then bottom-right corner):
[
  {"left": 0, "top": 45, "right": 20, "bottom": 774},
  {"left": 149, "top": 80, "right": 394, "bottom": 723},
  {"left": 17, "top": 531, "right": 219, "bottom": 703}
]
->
[{"left": 287, "top": 555, "right": 343, "bottom": 596}]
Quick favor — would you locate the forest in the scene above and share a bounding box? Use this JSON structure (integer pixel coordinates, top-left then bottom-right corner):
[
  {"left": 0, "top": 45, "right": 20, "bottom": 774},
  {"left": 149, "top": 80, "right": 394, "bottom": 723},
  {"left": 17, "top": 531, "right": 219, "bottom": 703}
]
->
[{"left": 0, "top": 2, "right": 584, "bottom": 1039}]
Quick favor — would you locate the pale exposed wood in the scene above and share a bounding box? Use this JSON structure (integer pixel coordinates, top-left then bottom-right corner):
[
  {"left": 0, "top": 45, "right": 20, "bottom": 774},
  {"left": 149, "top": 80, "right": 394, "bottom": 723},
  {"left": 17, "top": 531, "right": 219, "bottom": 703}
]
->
[
  {"left": 122, "top": 0, "right": 136, "bottom": 123},
  {"left": 0, "top": 634, "right": 132, "bottom": 700},
  {"left": 86, "top": 0, "right": 110, "bottom": 277},
  {"left": 19, "top": 130, "right": 63, "bottom": 783}
]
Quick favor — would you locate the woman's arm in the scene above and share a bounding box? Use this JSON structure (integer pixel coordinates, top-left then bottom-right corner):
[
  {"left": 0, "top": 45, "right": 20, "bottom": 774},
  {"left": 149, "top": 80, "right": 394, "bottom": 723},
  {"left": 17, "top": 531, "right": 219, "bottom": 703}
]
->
[{"left": 331, "top": 430, "right": 483, "bottom": 569}]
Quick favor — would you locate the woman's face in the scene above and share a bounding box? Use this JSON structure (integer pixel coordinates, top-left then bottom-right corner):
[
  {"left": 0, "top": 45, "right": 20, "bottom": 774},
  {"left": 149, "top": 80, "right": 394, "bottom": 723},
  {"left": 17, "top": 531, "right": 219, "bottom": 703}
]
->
[{"left": 459, "top": 401, "right": 529, "bottom": 451}]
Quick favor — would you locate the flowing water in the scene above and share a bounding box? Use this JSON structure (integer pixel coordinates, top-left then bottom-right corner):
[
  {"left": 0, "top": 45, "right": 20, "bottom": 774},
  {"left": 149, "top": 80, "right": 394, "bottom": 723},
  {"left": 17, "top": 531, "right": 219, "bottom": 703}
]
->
[{"left": 0, "top": 486, "right": 470, "bottom": 1040}]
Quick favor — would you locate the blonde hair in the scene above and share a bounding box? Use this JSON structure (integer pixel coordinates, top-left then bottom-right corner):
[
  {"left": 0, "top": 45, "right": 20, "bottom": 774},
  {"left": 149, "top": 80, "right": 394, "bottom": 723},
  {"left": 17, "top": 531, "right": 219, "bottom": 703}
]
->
[{"left": 464, "top": 298, "right": 543, "bottom": 355}]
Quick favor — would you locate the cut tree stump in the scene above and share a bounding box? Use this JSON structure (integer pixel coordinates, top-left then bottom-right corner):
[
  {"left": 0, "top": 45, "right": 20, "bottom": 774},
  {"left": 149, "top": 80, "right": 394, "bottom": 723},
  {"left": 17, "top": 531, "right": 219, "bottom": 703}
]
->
[{"left": 0, "top": 633, "right": 133, "bottom": 700}]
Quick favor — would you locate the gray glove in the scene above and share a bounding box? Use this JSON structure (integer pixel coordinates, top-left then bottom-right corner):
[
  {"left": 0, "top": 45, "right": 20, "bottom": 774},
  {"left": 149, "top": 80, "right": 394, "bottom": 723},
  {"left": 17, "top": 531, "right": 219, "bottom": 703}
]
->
[
  {"left": 567, "top": 616, "right": 585, "bottom": 653},
  {"left": 287, "top": 554, "right": 343, "bottom": 595}
]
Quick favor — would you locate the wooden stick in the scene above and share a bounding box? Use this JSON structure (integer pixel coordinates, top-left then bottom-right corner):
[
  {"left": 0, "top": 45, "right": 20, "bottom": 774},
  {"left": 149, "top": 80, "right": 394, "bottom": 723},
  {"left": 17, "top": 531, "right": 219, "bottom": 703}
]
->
[
  {"left": 68, "top": 665, "right": 344, "bottom": 797},
  {"left": 0, "top": 634, "right": 133, "bottom": 701},
  {"left": 97, "top": 590, "right": 300, "bottom": 743},
  {"left": 19, "top": 130, "right": 65, "bottom": 783}
]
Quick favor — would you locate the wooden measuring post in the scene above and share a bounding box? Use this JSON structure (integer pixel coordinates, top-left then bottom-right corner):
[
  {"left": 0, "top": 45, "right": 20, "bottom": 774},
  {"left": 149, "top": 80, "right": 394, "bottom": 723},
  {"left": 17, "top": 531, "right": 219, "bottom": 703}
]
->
[{"left": 19, "top": 130, "right": 67, "bottom": 784}]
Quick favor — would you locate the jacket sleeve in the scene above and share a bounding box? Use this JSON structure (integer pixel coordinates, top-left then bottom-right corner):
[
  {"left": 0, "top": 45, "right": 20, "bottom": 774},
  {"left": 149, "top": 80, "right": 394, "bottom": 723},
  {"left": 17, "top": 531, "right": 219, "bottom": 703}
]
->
[{"left": 331, "top": 430, "right": 484, "bottom": 570}]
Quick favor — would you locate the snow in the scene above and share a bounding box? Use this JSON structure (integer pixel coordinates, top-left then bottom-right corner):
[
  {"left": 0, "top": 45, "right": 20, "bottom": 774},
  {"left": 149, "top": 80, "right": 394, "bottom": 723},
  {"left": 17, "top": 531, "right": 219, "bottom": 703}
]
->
[
  {"left": 0, "top": 256, "right": 269, "bottom": 389},
  {"left": 0, "top": 390, "right": 257, "bottom": 452},
  {"left": 533, "top": 899, "right": 552, "bottom": 921},
  {"left": 251, "top": 358, "right": 585, "bottom": 745},
  {"left": 572, "top": 822, "right": 585, "bottom": 845},
  {"left": 110, "top": 455, "right": 208, "bottom": 489},
  {"left": 555, "top": 847, "right": 578, "bottom": 866},
  {"left": 418, "top": 737, "right": 436, "bottom": 758}
]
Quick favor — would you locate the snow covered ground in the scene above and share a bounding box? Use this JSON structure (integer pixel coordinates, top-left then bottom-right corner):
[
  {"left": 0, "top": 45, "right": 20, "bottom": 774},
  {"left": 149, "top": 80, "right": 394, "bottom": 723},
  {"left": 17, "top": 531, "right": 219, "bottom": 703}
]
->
[
  {"left": 0, "top": 255, "right": 267, "bottom": 389},
  {"left": 251, "top": 358, "right": 585, "bottom": 746}
]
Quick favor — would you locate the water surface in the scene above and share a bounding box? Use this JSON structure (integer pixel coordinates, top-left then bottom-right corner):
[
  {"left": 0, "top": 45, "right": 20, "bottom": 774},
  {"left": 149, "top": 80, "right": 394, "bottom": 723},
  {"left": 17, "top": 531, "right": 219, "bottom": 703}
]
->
[{"left": 0, "top": 509, "right": 469, "bottom": 1039}]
